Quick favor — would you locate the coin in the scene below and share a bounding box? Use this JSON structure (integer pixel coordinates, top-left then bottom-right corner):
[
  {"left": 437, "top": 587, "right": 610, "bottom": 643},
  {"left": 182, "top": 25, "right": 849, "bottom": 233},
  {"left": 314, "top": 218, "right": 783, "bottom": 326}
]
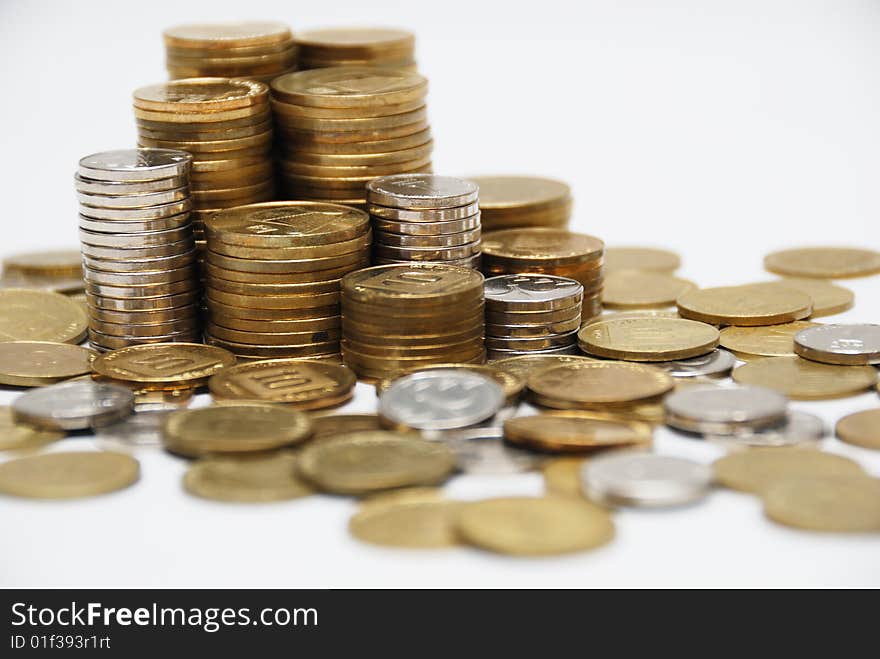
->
[
  {"left": 483, "top": 274, "right": 582, "bottom": 311},
  {"left": 759, "top": 278, "right": 854, "bottom": 317},
  {"left": 763, "top": 477, "right": 880, "bottom": 532},
  {"left": 713, "top": 448, "right": 866, "bottom": 493},
  {"left": 542, "top": 457, "right": 589, "bottom": 498},
  {"left": 295, "top": 27, "right": 414, "bottom": 57},
  {"left": 271, "top": 67, "right": 427, "bottom": 108},
  {"left": 78, "top": 148, "right": 192, "bottom": 182},
  {"left": 482, "top": 228, "right": 603, "bottom": 265},
  {"left": 0, "top": 289, "right": 88, "bottom": 344},
  {"left": 444, "top": 427, "right": 543, "bottom": 474},
  {"left": 0, "top": 341, "right": 93, "bottom": 386},
  {"left": 2, "top": 249, "right": 82, "bottom": 278},
  {"left": 92, "top": 343, "right": 236, "bottom": 387},
  {"left": 602, "top": 270, "right": 695, "bottom": 309},
  {"left": 504, "top": 413, "right": 652, "bottom": 453},
  {"left": 183, "top": 451, "right": 314, "bottom": 503},
  {"left": 664, "top": 384, "right": 788, "bottom": 435},
  {"left": 652, "top": 349, "right": 736, "bottom": 378},
  {"left": 342, "top": 263, "right": 483, "bottom": 305},
  {"left": 376, "top": 364, "right": 523, "bottom": 402},
  {"left": 164, "top": 21, "right": 292, "bottom": 49},
  {"left": 0, "top": 451, "right": 139, "bottom": 499},
  {"left": 12, "top": 380, "right": 134, "bottom": 430},
  {"left": 577, "top": 317, "right": 719, "bottom": 361},
  {"left": 836, "top": 409, "right": 880, "bottom": 450},
  {"left": 706, "top": 410, "right": 824, "bottom": 449},
  {"left": 528, "top": 361, "right": 674, "bottom": 407},
  {"left": 0, "top": 406, "right": 65, "bottom": 452},
  {"left": 469, "top": 176, "right": 570, "bottom": 214},
  {"left": 490, "top": 354, "right": 600, "bottom": 382},
  {"left": 309, "top": 413, "right": 383, "bottom": 442},
  {"left": 133, "top": 78, "right": 269, "bottom": 112},
  {"left": 764, "top": 247, "right": 880, "bottom": 278},
  {"left": 677, "top": 284, "right": 813, "bottom": 326},
  {"left": 366, "top": 174, "right": 478, "bottom": 209},
  {"left": 793, "top": 324, "right": 880, "bottom": 365},
  {"left": 349, "top": 491, "right": 462, "bottom": 549},
  {"left": 719, "top": 321, "right": 820, "bottom": 359},
  {"left": 732, "top": 356, "right": 877, "bottom": 399},
  {"left": 94, "top": 410, "right": 169, "bottom": 448},
  {"left": 603, "top": 247, "right": 680, "bottom": 273},
  {"left": 455, "top": 497, "right": 614, "bottom": 556}
]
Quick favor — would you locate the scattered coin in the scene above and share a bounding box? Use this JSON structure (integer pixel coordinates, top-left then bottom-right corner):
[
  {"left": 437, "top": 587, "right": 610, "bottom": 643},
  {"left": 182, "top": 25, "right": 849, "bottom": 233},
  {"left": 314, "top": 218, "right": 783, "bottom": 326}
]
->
[
  {"left": 527, "top": 361, "right": 674, "bottom": 408},
  {"left": 835, "top": 409, "right": 880, "bottom": 451},
  {"left": 764, "top": 247, "right": 880, "bottom": 279},
  {"left": 92, "top": 343, "right": 236, "bottom": 389},
  {"left": 183, "top": 451, "right": 314, "bottom": 503},
  {"left": 469, "top": 176, "right": 571, "bottom": 231},
  {"left": 349, "top": 492, "right": 463, "bottom": 549},
  {"left": 712, "top": 448, "right": 865, "bottom": 493},
  {"left": 603, "top": 247, "right": 680, "bottom": 273},
  {"left": 309, "top": 414, "right": 383, "bottom": 442},
  {"left": 664, "top": 385, "right": 788, "bottom": 435},
  {"left": 705, "top": 410, "right": 824, "bottom": 449},
  {"left": 652, "top": 349, "right": 736, "bottom": 378},
  {"left": 732, "top": 356, "right": 877, "bottom": 399},
  {"left": 504, "top": 413, "right": 652, "bottom": 453},
  {"left": 376, "top": 364, "right": 524, "bottom": 403},
  {"left": 677, "top": 284, "right": 813, "bottom": 326},
  {"left": 602, "top": 270, "right": 695, "bottom": 309},
  {"left": 759, "top": 278, "right": 854, "bottom": 317},
  {"left": 95, "top": 410, "right": 170, "bottom": 448},
  {"left": 444, "top": 427, "right": 543, "bottom": 474},
  {"left": 577, "top": 317, "right": 719, "bottom": 361},
  {"left": 12, "top": 380, "right": 134, "bottom": 431},
  {"left": 0, "top": 289, "right": 88, "bottom": 344},
  {"left": 0, "top": 406, "right": 65, "bottom": 452},
  {"left": 793, "top": 324, "right": 880, "bottom": 365},
  {"left": 719, "top": 321, "right": 820, "bottom": 359},
  {"left": 490, "top": 354, "right": 599, "bottom": 382},
  {"left": 0, "top": 341, "right": 93, "bottom": 387},
  {"left": 0, "top": 451, "right": 139, "bottom": 499},
  {"left": 762, "top": 477, "right": 880, "bottom": 532}
]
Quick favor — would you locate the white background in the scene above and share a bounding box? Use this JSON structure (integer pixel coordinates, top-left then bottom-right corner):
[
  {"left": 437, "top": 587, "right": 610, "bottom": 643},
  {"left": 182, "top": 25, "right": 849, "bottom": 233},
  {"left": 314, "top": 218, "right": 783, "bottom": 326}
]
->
[{"left": 1, "top": 0, "right": 879, "bottom": 587}]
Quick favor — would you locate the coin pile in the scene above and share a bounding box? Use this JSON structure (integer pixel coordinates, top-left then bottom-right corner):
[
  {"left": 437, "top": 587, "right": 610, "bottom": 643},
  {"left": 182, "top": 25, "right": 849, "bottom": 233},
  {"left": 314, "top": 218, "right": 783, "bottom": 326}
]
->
[
  {"left": 75, "top": 149, "right": 201, "bottom": 350},
  {"left": 294, "top": 27, "right": 416, "bottom": 71},
  {"left": 481, "top": 228, "right": 604, "bottom": 321},
  {"left": 270, "top": 67, "right": 433, "bottom": 205},
  {"left": 468, "top": 176, "right": 572, "bottom": 231},
  {"left": 162, "top": 22, "right": 296, "bottom": 83},
  {"left": 483, "top": 274, "right": 582, "bottom": 361},
  {"left": 341, "top": 264, "right": 485, "bottom": 380},
  {"left": 133, "top": 78, "right": 275, "bottom": 247},
  {"left": 203, "top": 202, "right": 371, "bottom": 359}
]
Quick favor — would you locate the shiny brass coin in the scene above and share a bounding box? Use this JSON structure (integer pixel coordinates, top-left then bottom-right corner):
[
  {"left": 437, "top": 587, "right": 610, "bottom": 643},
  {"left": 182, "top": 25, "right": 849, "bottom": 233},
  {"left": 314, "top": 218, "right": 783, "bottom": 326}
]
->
[
  {"left": 342, "top": 307, "right": 482, "bottom": 333},
  {"left": 470, "top": 176, "right": 571, "bottom": 214},
  {"left": 2, "top": 249, "right": 82, "bottom": 278},
  {"left": 137, "top": 119, "right": 273, "bottom": 141},
  {"left": 183, "top": 451, "right": 313, "bottom": 503},
  {"left": 274, "top": 101, "right": 425, "bottom": 125},
  {"left": 207, "top": 288, "right": 340, "bottom": 310},
  {"left": 479, "top": 207, "right": 571, "bottom": 231},
  {"left": 602, "top": 270, "right": 695, "bottom": 309},
  {"left": 350, "top": 493, "right": 462, "bottom": 549},
  {"left": 206, "top": 247, "right": 366, "bottom": 274},
  {"left": 342, "top": 344, "right": 484, "bottom": 370},
  {"left": 190, "top": 182, "right": 274, "bottom": 205},
  {"left": 132, "top": 101, "right": 270, "bottom": 123},
  {"left": 278, "top": 120, "right": 431, "bottom": 146},
  {"left": 342, "top": 263, "right": 483, "bottom": 306},
  {"left": 189, "top": 154, "right": 267, "bottom": 172},
  {"left": 719, "top": 321, "right": 820, "bottom": 359},
  {"left": 504, "top": 413, "right": 652, "bottom": 453},
  {"left": 206, "top": 335, "right": 339, "bottom": 358},
  {"left": 677, "top": 283, "right": 813, "bottom": 326},
  {"left": 285, "top": 128, "right": 432, "bottom": 156},
  {"left": 207, "top": 323, "right": 341, "bottom": 346},
  {"left": 162, "top": 403, "right": 312, "bottom": 457},
  {"left": 279, "top": 156, "right": 432, "bottom": 180},
  {"left": 296, "top": 431, "right": 454, "bottom": 495},
  {"left": 310, "top": 413, "right": 383, "bottom": 442},
  {"left": 372, "top": 242, "right": 481, "bottom": 262},
  {"left": 731, "top": 356, "right": 877, "bottom": 400},
  {"left": 138, "top": 131, "right": 273, "bottom": 153},
  {"left": 490, "top": 354, "right": 600, "bottom": 382},
  {"left": 165, "top": 46, "right": 296, "bottom": 68},
  {"left": 353, "top": 355, "right": 487, "bottom": 381},
  {"left": 137, "top": 111, "right": 271, "bottom": 133},
  {"left": 0, "top": 341, "right": 93, "bottom": 386},
  {"left": 92, "top": 343, "right": 235, "bottom": 386},
  {"left": 86, "top": 290, "right": 199, "bottom": 312},
  {"left": 209, "top": 314, "right": 340, "bottom": 334},
  {"left": 0, "top": 451, "right": 139, "bottom": 499},
  {"left": 758, "top": 278, "right": 854, "bottom": 317},
  {"left": 0, "top": 273, "right": 84, "bottom": 295},
  {"left": 343, "top": 335, "right": 484, "bottom": 358},
  {"left": 764, "top": 247, "right": 880, "bottom": 279},
  {"left": 527, "top": 394, "right": 665, "bottom": 425},
  {"left": 528, "top": 361, "right": 674, "bottom": 407},
  {"left": 273, "top": 96, "right": 425, "bottom": 120},
  {"left": 763, "top": 477, "right": 880, "bottom": 532},
  {"left": 713, "top": 448, "right": 865, "bottom": 494},
  {"left": 271, "top": 66, "right": 428, "bottom": 108},
  {"left": 455, "top": 496, "right": 614, "bottom": 556},
  {"left": 205, "top": 299, "right": 339, "bottom": 321},
  {"left": 295, "top": 27, "right": 414, "bottom": 57},
  {"left": 204, "top": 260, "right": 366, "bottom": 285},
  {"left": 375, "top": 363, "right": 523, "bottom": 401},
  {"left": 578, "top": 317, "right": 719, "bottom": 361},
  {"left": 346, "top": 323, "right": 482, "bottom": 347},
  {"left": 190, "top": 162, "right": 273, "bottom": 185},
  {"left": 163, "top": 21, "right": 292, "bottom": 49},
  {"left": 542, "top": 457, "right": 589, "bottom": 498},
  {"left": 0, "top": 289, "right": 88, "bottom": 344},
  {"left": 208, "top": 231, "right": 371, "bottom": 260},
  {"left": 206, "top": 275, "right": 340, "bottom": 296},
  {"left": 288, "top": 141, "right": 432, "bottom": 168},
  {"left": 603, "top": 247, "right": 680, "bottom": 273},
  {"left": 0, "top": 406, "right": 64, "bottom": 451},
  {"left": 836, "top": 409, "right": 880, "bottom": 450},
  {"left": 481, "top": 228, "right": 604, "bottom": 265}
]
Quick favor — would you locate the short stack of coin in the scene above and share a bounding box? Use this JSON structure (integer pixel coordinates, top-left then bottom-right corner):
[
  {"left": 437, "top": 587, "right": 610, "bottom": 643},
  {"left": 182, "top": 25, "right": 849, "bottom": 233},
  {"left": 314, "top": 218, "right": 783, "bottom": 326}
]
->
[
  {"left": 482, "top": 228, "right": 604, "bottom": 322},
  {"left": 133, "top": 78, "right": 275, "bottom": 249},
  {"left": 341, "top": 264, "right": 485, "bottom": 380},
  {"left": 484, "top": 274, "right": 583, "bottom": 361},
  {"left": 75, "top": 149, "right": 201, "bottom": 351},
  {"left": 468, "top": 176, "right": 572, "bottom": 231},
  {"left": 367, "top": 174, "right": 481, "bottom": 267},
  {"left": 163, "top": 22, "right": 296, "bottom": 83},
  {"left": 270, "top": 67, "right": 433, "bottom": 205},
  {"left": 294, "top": 27, "right": 416, "bottom": 71},
  {"left": 203, "top": 201, "right": 372, "bottom": 360}
]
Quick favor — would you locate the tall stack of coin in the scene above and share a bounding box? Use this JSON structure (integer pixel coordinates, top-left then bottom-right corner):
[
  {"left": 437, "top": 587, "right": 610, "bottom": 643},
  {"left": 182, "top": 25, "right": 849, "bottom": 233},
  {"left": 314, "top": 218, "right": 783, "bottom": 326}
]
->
[
  {"left": 133, "top": 78, "right": 275, "bottom": 250},
  {"left": 341, "top": 264, "right": 485, "bottom": 380},
  {"left": 483, "top": 274, "right": 582, "bottom": 361},
  {"left": 75, "top": 149, "right": 201, "bottom": 351},
  {"left": 468, "top": 176, "right": 572, "bottom": 231},
  {"left": 367, "top": 174, "right": 481, "bottom": 267},
  {"left": 482, "top": 228, "right": 604, "bottom": 321},
  {"left": 203, "top": 202, "right": 371, "bottom": 360},
  {"left": 294, "top": 27, "right": 416, "bottom": 70},
  {"left": 163, "top": 22, "right": 296, "bottom": 83},
  {"left": 270, "top": 67, "right": 432, "bottom": 205}
]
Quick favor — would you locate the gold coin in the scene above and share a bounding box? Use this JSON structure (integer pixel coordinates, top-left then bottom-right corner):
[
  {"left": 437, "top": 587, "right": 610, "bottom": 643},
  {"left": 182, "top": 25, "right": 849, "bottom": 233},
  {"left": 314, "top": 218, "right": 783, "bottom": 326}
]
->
[
  {"left": 504, "top": 412, "right": 652, "bottom": 453},
  {"left": 310, "top": 413, "right": 383, "bottom": 441},
  {"left": 163, "top": 21, "right": 292, "bottom": 49},
  {"left": 762, "top": 477, "right": 880, "bottom": 532},
  {"left": 469, "top": 176, "right": 571, "bottom": 213},
  {"left": 3, "top": 249, "right": 82, "bottom": 278},
  {"left": 208, "top": 359, "right": 356, "bottom": 409},
  {"left": 273, "top": 97, "right": 425, "bottom": 119},
  {"left": 271, "top": 66, "right": 428, "bottom": 108},
  {"left": 295, "top": 27, "right": 414, "bottom": 57},
  {"left": 0, "top": 406, "right": 64, "bottom": 452},
  {"left": 454, "top": 496, "right": 614, "bottom": 556},
  {"left": 481, "top": 228, "right": 604, "bottom": 265},
  {"left": 583, "top": 310, "right": 680, "bottom": 326},
  {"left": 758, "top": 278, "right": 854, "bottom": 317},
  {"left": 0, "top": 451, "right": 139, "bottom": 499},
  {"left": 603, "top": 247, "right": 680, "bottom": 273},
  {"left": 764, "top": 247, "right": 880, "bottom": 279},
  {"left": 602, "top": 270, "right": 695, "bottom": 309},
  {"left": 713, "top": 448, "right": 865, "bottom": 493},
  {"left": 283, "top": 127, "right": 432, "bottom": 155},
  {"left": 375, "top": 364, "right": 524, "bottom": 401},
  {"left": 342, "top": 263, "right": 483, "bottom": 306},
  {"left": 183, "top": 451, "right": 313, "bottom": 503},
  {"left": 206, "top": 288, "right": 341, "bottom": 309},
  {"left": 349, "top": 493, "right": 462, "bottom": 548},
  {"left": 677, "top": 283, "right": 813, "bottom": 326},
  {"left": 0, "top": 341, "right": 93, "bottom": 386},
  {"left": 0, "top": 289, "right": 88, "bottom": 344},
  {"left": 205, "top": 336, "right": 340, "bottom": 360},
  {"left": 296, "top": 430, "right": 455, "bottom": 495},
  {"left": 92, "top": 343, "right": 236, "bottom": 387},
  {"left": 542, "top": 457, "right": 588, "bottom": 498},
  {"left": 133, "top": 103, "right": 269, "bottom": 124},
  {"left": 577, "top": 317, "right": 719, "bottom": 361},
  {"left": 836, "top": 409, "right": 880, "bottom": 450},
  {"left": 274, "top": 106, "right": 428, "bottom": 132},
  {"left": 528, "top": 361, "right": 674, "bottom": 407},
  {"left": 718, "top": 321, "right": 820, "bottom": 358},
  {"left": 732, "top": 356, "right": 877, "bottom": 399},
  {"left": 490, "top": 354, "right": 600, "bottom": 382},
  {"left": 207, "top": 231, "right": 371, "bottom": 260}
]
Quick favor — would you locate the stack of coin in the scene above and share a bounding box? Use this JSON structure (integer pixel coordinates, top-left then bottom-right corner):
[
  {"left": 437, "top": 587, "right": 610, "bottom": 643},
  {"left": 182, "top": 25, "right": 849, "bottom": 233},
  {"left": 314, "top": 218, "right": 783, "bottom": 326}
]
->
[
  {"left": 162, "top": 22, "right": 296, "bottom": 83},
  {"left": 468, "top": 176, "right": 572, "bottom": 231},
  {"left": 270, "top": 67, "right": 432, "bottom": 205},
  {"left": 482, "top": 228, "right": 604, "bottom": 321},
  {"left": 294, "top": 27, "right": 416, "bottom": 70},
  {"left": 367, "top": 174, "right": 480, "bottom": 267},
  {"left": 483, "top": 274, "right": 582, "bottom": 361},
  {"left": 133, "top": 78, "right": 274, "bottom": 248},
  {"left": 341, "top": 264, "right": 485, "bottom": 380},
  {"left": 75, "top": 149, "right": 201, "bottom": 351},
  {"left": 203, "top": 202, "right": 371, "bottom": 359}
]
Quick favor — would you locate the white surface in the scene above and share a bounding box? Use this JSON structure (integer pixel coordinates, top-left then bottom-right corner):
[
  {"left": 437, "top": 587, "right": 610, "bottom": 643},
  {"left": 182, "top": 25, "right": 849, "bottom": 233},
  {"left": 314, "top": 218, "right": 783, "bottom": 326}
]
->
[{"left": 1, "top": 0, "right": 879, "bottom": 588}]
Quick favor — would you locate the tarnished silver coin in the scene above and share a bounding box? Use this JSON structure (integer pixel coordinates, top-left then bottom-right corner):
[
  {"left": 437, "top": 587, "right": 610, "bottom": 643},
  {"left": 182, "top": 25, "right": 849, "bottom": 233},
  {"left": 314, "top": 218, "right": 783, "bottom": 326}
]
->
[
  {"left": 12, "top": 380, "right": 134, "bottom": 431},
  {"left": 443, "top": 427, "right": 542, "bottom": 474},
  {"left": 581, "top": 452, "right": 712, "bottom": 507},
  {"left": 78, "top": 148, "right": 192, "bottom": 182},
  {"left": 705, "top": 410, "right": 824, "bottom": 448},
  {"left": 653, "top": 349, "right": 737, "bottom": 378},
  {"left": 378, "top": 370, "right": 505, "bottom": 430},
  {"left": 367, "top": 174, "right": 479, "bottom": 209},
  {"left": 794, "top": 324, "right": 880, "bottom": 365},
  {"left": 664, "top": 385, "right": 788, "bottom": 435},
  {"left": 95, "top": 410, "right": 170, "bottom": 448},
  {"left": 484, "top": 274, "right": 583, "bottom": 312}
]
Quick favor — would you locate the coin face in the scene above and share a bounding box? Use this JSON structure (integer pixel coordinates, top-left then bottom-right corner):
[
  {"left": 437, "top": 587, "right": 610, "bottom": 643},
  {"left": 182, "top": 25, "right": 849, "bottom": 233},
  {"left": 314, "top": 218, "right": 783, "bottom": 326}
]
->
[
  {"left": 793, "top": 324, "right": 880, "bottom": 365},
  {"left": 367, "top": 174, "right": 478, "bottom": 209},
  {"left": 603, "top": 247, "right": 680, "bottom": 273},
  {"left": 664, "top": 385, "right": 788, "bottom": 434},
  {"left": 602, "top": 270, "right": 695, "bottom": 309},
  {"left": 0, "top": 341, "right": 93, "bottom": 386},
  {"left": 582, "top": 453, "right": 712, "bottom": 507},
  {"left": 164, "top": 21, "right": 292, "bottom": 48},
  {"left": 677, "top": 284, "right": 813, "bottom": 326},
  {"left": 78, "top": 148, "right": 192, "bottom": 181},
  {"left": 713, "top": 448, "right": 865, "bottom": 493},
  {"left": 528, "top": 362, "right": 674, "bottom": 406},
  {"left": 483, "top": 274, "right": 582, "bottom": 310},
  {"left": 504, "top": 413, "right": 652, "bottom": 453},
  {"left": 183, "top": 452, "right": 314, "bottom": 503},
  {"left": 653, "top": 349, "right": 736, "bottom": 378},
  {"left": 0, "top": 451, "right": 139, "bottom": 499},
  {"left": 92, "top": 343, "right": 236, "bottom": 385},
  {"left": 0, "top": 289, "right": 88, "bottom": 344},
  {"left": 295, "top": 27, "right": 414, "bottom": 51},
  {"left": 764, "top": 247, "right": 880, "bottom": 279},
  {"left": 836, "top": 409, "right": 880, "bottom": 450},
  {"left": 271, "top": 67, "right": 427, "bottom": 108},
  {"left": 759, "top": 278, "right": 854, "bottom": 317},
  {"left": 482, "top": 228, "right": 604, "bottom": 263},
  {"left": 732, "top": 356, "right": 877, "bottom": 399},
  {"left": 12, "top": 380, "right": 134, "bottom": 431},
  {"left": 577, "top": 317, "right": 719, "bottom": 361},
  {"left": 0, "top": 406, "right": 64, "bottom": 452},
  {"left": 490, "top": 354, "right": 600, "bottom": 382},
  {"left": 134, "top": 79, "right": 268, "bottom": 111},
  {"left": 349, "top": 490, "right": 462, "bottom": 549},
  {"left": 376, "top": 364, "right": 524, "bottom": 402},
  {"left": 763, "top": 477, "right": 880, "bottom": 532},
  {"left": 719, "top": 321, "right": 820, "bottom": 358},
  {"left": 342, "top": 263, "right": 483, "bottom": 305},
  {"left": 706, "top": 410, "right": 824, "bottom": 448}
]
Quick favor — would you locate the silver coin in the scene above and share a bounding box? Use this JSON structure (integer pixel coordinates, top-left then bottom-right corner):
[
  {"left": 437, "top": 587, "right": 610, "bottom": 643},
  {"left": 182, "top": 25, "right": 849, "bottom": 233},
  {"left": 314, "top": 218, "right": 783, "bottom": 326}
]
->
[
  {"left": 705, "top": 410, "right": 825, "bottom": 448},
  {"left": 372, "top": 214, "right": 481, "bottom": 237},
  {"left": 375, "top": 228, "right": 481, "bottom": 248},
  {"left": 664, "top": 385, "right": 789, "bottom": 435},
  {"left": 367, "top": 174, "right": 479, "bottom": 209},
  {"left": 75, "top": 173, "right": 188, "bottom": 195},
  {"left": 85, "top": 290, "right": 200, "bottom": 312},
  {"left": 485, "top": 331, "right": 578, "bottom": 351},
  {"left": 89, "top": 304, "right": 200, "bottom": 325},
  {"left": 95, "top": 410, "right": 170, "bottom": 447},
  {"left": 77, "top": 199, "right": 193, "bottom": 221},
  {"left": 486, "top": 318, "right": 582, "bottom": 339},
  {"left": 79, "top": 212, "right": 192, "bottom": 234},
  {"left": 83, "top": 265, "right": 197, "bottom": 286},
  {"left": 76, "top": 187, "right": 189, "bottom": 209},
  {"left": 653, "top": 349, "right": 736, "bottom": 378},
  {"left": 89, "top": 329, "right": 201, "bottom": 351},
  {"left": 484, "top": 274, "right": 583, "bottom": 311},
  {"left": 373, "top": 241, "right": 481, "bottom": 261},
  {"left": 91, "top": 317, "right": 200, "bottom": 338},
  {"left": 85, "top": 279, "right": 198, "bottom": 299},
  {"left": 79, "top": 226, "right": 192, "bottom": 249},
  {"left": 12, "top": 380, "right": 134, "bottom": 431},
  {"left": 369, "top": 202, "right": 480, "bottom": 222},
  {"left": 485, "top": 305, "right": 581, "bottom": 326},
  {"left": 794, "top": 323, "right": 880, "bottom": 365},
  {"left": 82, "top": 249, "right": 197, "bottom": 274},
  {"left": 373, "top": 254, "right": 482, "bottom": 269},
  {"left": 486, "top": 344, "right": 581, "bottom": 360},
  {"left": 442, "top": 427, "right": 542, "bottom": 474},
  {"left": 80, "top": 238, "right": 195, "bottom": 260},
  {"left": 77, "top": 148, "right": 192, "bottom": 182},
  {"left": 378, "top": 370, "right": 505, "bottom": 430},
  {"left": 581, "top": 452, "right": 712, "bottom": 507}
]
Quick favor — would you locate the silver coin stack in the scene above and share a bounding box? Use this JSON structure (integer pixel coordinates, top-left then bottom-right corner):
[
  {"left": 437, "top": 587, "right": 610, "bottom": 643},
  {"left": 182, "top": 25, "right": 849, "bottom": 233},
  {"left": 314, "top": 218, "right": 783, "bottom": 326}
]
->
[
  {"left": 75, "top": 148, "right": 202, "bottom": 351},
  {"left": 367, "top": 174, "right": 482, "bottom": 268},
  {"left": 483, "top": 274, "right": 582, "bottom": 361}
]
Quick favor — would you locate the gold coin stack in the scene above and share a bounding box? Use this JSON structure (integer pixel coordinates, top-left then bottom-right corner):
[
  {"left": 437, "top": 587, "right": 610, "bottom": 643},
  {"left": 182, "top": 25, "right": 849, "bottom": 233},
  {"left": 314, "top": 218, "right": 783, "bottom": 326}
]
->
[
  {"left": 482, "top": 228, "right": 605, "bottom": 322},
  {"left": 133, "top": 78, "right": 275, "bottom": 250},
  {"left": 270, "top": 67, "right": 433, "bottom": 205},
  {"left": 294, "top": 27, "right": 416, "bottom": 71},
  {"left": 367, "top": 174, "right": 481, "bottom": 267},
  {"left": 468, "top": 176, "right": 572, "bottom": 231},
  {"left": 75, "top": 149, "right": 201, "bottom": 351},
  {"left": 203, "top": 202, "right": 372, "bottom": 360},
  {"left": 162, "top": 22, "right": 296, "bottom": 83},
  {"left": 341, "top": 264, "right": 485, "bottom": 380}
]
